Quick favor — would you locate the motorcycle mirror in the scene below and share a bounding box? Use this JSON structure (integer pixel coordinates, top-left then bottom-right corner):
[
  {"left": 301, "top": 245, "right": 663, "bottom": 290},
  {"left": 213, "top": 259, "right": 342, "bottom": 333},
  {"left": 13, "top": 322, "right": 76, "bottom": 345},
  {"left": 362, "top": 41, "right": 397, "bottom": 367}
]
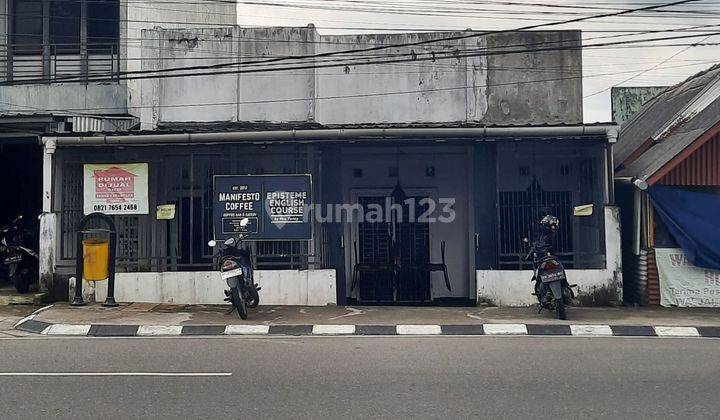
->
[
  {"left": 224, "top": 238, "right": 235, "bottom": 246},
  {"left": 207, "top": 240, "right": 217, "bottom": 247},
  {"left": 239, "top": 218, "right": 250, "bottom": 227}
]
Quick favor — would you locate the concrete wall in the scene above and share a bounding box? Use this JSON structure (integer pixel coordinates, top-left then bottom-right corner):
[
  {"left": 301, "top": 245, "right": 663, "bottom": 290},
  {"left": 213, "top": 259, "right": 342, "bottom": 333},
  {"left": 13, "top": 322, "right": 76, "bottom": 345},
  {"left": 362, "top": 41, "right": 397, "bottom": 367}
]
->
[
  {"left": 0, "top": 84, "right": 127, "bottom": 114},
  {"left": 611, "top": 86, "right": 667, "bottom": 125},
  {"left": 476, "top": 206, "right": 622, "bottom": 306},
  {"left": 92, "top": 270, "right": 337, "bottom": 306},
  {"left": 140, "top": 27, "right": 583, "bottom": 128}
]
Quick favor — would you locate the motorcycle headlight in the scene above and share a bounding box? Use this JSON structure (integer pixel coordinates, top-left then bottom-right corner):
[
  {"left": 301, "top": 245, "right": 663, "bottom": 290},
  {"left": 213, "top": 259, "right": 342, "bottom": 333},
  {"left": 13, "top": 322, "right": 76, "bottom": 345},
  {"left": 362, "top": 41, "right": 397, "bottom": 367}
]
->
[{"left": 222, "top": 260, "right": 239, "bottom": 271}]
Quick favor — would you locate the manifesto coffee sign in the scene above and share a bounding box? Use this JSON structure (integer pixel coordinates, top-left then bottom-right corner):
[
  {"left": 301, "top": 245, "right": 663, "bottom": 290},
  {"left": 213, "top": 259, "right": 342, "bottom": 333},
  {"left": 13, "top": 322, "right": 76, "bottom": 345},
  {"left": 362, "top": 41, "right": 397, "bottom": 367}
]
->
[
  {"left": 213, "top": 174, "right": 311, "bottom": 240},
  {"left": 83, "top": 163, "right": 149, "bottom": 215}
]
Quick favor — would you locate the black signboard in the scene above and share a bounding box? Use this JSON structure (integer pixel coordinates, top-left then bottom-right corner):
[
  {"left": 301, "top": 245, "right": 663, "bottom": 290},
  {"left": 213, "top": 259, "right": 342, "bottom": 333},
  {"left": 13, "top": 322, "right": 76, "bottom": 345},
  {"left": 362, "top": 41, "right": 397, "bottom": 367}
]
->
[{"left": 213, "top": 174, "right": 312, "bottom": 240}]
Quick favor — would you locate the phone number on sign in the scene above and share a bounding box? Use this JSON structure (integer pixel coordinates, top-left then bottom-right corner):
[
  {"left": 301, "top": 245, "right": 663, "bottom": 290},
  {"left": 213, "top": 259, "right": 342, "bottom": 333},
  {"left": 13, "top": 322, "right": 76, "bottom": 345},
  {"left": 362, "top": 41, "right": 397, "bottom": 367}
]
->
[{"left": 92, "top": 203, "right": 139, "bottom": 212}]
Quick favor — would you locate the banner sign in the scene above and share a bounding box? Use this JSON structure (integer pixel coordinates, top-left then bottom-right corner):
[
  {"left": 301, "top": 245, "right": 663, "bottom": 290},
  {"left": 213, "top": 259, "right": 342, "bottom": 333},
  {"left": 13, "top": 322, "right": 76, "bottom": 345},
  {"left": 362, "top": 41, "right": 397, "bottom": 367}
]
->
[
  {"left": 83, "top": 163, "right": 149, "bottom": 215},
  {"left": 213, "top": 174, "right": 312, "bottom": 240},
  {"left": 657, "top": 248, "right": 720, "bottom": 307}
]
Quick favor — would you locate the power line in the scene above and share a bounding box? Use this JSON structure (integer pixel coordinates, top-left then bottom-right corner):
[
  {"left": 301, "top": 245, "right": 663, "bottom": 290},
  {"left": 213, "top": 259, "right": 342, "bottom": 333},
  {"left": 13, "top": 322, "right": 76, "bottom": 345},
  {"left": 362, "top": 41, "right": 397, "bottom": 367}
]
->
[
  {"left": 3, "top": 59, "right": 713, "bottom": 117},
  {"left": 6, "top": 29, "right": 716, "bottom": 86}
]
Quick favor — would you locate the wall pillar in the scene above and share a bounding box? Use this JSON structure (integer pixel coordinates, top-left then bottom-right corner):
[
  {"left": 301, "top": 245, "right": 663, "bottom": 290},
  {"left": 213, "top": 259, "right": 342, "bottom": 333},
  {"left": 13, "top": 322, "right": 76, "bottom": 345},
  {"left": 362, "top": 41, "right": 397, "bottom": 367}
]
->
[{"left": 39, "top": 137, "right": 57, "bottom": 295}]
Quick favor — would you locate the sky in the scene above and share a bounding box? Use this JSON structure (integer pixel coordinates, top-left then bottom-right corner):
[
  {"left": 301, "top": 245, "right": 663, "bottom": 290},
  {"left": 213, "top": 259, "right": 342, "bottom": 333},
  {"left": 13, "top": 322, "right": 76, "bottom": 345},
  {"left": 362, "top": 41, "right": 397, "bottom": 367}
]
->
[{"left": 236, "top": 0, "right": 720, "bottom": 123}]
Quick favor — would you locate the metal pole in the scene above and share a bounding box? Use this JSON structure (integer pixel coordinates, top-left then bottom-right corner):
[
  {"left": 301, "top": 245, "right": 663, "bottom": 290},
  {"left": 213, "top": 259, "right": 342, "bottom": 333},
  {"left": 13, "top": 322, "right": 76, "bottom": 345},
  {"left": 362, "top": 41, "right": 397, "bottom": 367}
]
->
[
  {"left": 103, "top": 226, "right": 118, "bottom": 307},
  {"left": 70, "top": 229, "right": 85, "bottom": 306}
]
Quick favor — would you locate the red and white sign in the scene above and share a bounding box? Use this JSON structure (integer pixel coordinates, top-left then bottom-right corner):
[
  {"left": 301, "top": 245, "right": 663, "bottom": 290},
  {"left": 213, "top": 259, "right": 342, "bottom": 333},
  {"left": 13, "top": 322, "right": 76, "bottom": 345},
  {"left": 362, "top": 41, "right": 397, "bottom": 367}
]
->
[{"left": 84, "top": 163, "right": 149, "bottom": 215}]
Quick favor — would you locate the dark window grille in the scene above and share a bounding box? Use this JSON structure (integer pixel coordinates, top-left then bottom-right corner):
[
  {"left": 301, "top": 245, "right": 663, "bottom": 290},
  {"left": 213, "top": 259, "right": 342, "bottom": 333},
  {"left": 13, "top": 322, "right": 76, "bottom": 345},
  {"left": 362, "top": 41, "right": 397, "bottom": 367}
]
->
[{"left": 57, "top": 147, "right": 313, "bottom": 272}]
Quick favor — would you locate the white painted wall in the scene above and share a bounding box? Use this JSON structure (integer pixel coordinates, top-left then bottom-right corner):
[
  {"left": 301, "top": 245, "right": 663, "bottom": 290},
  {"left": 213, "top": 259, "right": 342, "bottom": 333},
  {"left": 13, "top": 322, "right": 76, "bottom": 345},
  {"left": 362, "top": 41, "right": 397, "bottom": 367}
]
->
[
  {"left": 92, "top": 269, "right": 337, "bottom": 306},
  {"left": 476, "top": 206, "right": 622, "bottom": 306}
]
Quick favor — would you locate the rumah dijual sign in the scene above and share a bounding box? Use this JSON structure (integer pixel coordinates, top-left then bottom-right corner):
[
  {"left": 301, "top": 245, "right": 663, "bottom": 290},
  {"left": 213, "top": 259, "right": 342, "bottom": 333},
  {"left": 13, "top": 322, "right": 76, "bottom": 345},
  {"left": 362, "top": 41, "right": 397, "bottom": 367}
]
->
[
  {"left": 657, "top": 248, "right": 720, "bottom": 307},
  {"left": 213, "top": 174, "right": 312, "bottom": 240},
  {"left": 83, "top": 163, "right": 149, "bottom": 215}
]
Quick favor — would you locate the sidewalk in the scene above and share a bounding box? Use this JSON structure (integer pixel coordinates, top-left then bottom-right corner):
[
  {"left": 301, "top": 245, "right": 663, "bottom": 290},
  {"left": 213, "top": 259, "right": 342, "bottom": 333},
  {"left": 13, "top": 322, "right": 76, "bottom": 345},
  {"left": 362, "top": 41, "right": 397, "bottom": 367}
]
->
[
  {"left": 26, "top": 302, "right": 720, "bottom": 328},
  {"left": 0, "top": 305, "right": 40, "bottom": 337}
]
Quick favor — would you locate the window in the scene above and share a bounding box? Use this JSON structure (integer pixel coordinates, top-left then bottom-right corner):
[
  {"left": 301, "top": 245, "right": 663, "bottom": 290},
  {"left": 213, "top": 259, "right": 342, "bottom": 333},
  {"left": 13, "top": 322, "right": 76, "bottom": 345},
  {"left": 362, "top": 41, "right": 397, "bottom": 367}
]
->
[
  {"left": 496, "top": 141, "right": 607, "bottom": 269},
  {"left": 51, "top": 0, "right": 81, "bottom": 53},
  {"left": 12, "top": 0, "right": 43, "bottom": 54},
  {"left": 88, "top": 0, "right": 120, "bottom": 52},
  {"left": 11, "top": 0, "right": 119, "bottom": 54}
]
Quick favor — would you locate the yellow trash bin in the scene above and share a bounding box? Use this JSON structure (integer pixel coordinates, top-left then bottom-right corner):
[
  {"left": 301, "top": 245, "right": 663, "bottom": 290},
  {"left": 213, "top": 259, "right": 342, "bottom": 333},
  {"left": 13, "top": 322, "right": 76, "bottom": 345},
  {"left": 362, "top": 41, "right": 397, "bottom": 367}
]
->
[{"left": 83, "top": 238, "right": 110, "bottom": 281}]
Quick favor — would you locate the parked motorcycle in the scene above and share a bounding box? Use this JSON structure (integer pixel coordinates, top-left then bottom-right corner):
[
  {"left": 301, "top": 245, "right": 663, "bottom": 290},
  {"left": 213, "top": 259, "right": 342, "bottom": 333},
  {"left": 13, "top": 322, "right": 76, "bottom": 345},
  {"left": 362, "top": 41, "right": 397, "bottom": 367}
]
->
[
  {"left": 1, "top": 215, "right": 39, "bottom": 294},
  {"left": 524, "top": 215, "right": 576, "bottom": 320},
  {"left": 208, "top": 218, "right": 260, "bottom": 319}
]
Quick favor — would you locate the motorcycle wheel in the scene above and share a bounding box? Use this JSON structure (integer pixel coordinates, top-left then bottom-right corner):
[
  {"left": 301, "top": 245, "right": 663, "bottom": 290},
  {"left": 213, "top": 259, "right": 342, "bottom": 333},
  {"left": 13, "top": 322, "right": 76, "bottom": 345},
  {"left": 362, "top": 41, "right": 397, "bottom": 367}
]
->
[
  {"left": 11, "top": 267, "right": 31, "bottom": 294},
  {"left": 232, "top": 287, "right": 248, "bottom": 320},
  {"left": 555, "top": 298, "right": 566, "bottom": 320},
  {"left": 247, "top": 286, "right": 260, "bottom": 309}
]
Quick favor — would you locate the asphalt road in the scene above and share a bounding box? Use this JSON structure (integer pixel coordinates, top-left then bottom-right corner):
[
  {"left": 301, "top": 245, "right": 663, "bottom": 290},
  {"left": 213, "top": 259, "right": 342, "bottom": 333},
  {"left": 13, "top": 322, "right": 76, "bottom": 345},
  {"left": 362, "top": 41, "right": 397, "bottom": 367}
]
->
[{"left": 0, "top": 336, "right": 719, "bottom": 419}]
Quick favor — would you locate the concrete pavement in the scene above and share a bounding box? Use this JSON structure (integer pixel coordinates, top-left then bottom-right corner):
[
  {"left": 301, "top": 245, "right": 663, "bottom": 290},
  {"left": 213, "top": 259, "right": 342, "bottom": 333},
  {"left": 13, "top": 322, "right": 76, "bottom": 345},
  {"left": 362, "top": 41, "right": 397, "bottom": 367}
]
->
[
  {"left": 0, "top": 335, "right": 719, "bottom": 419},
  {"left": 26, "top": 303, "right": 720, "bottom": 327}
]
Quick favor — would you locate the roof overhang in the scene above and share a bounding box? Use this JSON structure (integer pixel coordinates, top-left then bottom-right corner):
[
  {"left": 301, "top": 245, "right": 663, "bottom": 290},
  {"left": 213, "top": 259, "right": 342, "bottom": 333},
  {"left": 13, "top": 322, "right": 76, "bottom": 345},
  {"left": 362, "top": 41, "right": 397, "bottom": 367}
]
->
[{"left": 43, "top": 124, "right": 619, "bottom": 147}]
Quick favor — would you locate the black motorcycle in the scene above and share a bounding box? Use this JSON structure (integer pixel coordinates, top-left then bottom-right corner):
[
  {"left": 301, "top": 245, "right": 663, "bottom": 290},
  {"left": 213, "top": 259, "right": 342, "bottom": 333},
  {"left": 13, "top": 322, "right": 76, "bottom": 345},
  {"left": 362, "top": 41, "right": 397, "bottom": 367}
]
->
[
  {"left": 208, "top": 219, "right": 260, "bottom": 320},
  {"left": 1, "top": 215, "right": 39, "bottom": 294},
  {"left": 524, "top": 223, "right": 575, "bottom": 320}
]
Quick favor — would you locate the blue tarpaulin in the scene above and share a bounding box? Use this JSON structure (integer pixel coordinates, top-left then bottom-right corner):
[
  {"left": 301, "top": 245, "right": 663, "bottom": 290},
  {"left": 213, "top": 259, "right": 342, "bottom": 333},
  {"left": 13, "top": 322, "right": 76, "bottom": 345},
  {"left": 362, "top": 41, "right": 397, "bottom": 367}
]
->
[{"left": 648, "top": 186, "right": 720, "bottom": 270}]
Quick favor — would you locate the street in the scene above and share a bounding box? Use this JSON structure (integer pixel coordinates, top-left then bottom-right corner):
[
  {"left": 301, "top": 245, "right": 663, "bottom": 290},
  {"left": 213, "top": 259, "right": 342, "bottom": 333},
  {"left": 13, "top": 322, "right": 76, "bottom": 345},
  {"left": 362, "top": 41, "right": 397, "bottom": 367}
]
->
[{"left": 1, "top": 336, "right": 718, "bottom": 419}]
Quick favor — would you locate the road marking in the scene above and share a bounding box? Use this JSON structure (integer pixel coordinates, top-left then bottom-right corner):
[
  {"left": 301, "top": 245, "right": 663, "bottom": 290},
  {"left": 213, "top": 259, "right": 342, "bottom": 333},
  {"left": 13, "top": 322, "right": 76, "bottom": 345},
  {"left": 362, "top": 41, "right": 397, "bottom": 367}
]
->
[
  {"left": 482, "top": 324, "right": 528, "bottom": 335},
  {"left": 137, "top": 325, "right": 183, "bottom": 336},
  {"left": 0, "top": 372, "right": 232, "bottom": 377},
  {"left": 224, "top": 325, "right": 270, "bottom": 335},
  {"left": 396, "top": 325, "right": 442, "bottom": 335},
  {"left": 312, "top": 324, "right": 356, "bottom": 335},
  {"left": 654, "top": 326, "right": 700, "bottom": 337},
  {"left": 570, "top": 325, "right": 613, "bottom": 336},
  {"left": 42, "top": 324, "right": 91, "bottom": 336}
]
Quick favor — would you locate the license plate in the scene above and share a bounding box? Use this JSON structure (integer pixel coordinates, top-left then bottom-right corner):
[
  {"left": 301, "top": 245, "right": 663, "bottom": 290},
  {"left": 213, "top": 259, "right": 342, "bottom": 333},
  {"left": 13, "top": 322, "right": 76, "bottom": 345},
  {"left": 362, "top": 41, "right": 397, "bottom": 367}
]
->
[
  {"left": 221, "top": 268, "right": 243, "bottom": 280},
  {"left": 4, "top": 254, "right": 21, "bottom": 264},
  {"left": 541, "top": 271, "right": 565, "bottom": 283}
]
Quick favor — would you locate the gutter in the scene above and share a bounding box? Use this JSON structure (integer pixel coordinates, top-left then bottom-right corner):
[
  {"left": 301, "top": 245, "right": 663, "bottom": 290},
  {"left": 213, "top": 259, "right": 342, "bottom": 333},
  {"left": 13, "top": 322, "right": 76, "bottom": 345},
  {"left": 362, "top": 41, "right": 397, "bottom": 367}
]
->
[
  {"left": 43, "top": 125, "right": 619, "bottom": 147},
  {"left": 615, "top": 176, "right": 648, "bottom": 190}
]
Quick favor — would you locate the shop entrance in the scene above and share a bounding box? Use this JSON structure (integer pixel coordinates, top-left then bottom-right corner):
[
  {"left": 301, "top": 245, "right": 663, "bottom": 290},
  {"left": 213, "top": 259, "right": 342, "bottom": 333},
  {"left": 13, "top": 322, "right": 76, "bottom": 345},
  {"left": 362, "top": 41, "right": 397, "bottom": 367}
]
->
[
  {"left": 354, "top": 195, "right": 431, "bottom": 304},
  {"left": 0, "top": 143, "right": 42, "bottom": 223}
]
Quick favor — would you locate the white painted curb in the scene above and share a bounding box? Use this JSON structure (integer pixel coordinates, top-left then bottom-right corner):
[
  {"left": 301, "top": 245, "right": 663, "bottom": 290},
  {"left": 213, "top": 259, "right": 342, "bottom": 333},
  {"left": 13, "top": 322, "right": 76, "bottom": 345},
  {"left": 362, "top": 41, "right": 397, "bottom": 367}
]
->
[
  {"left": 570, "top": 325, "right": 613, "bottom": 336},
  {"left": 43, "top": 324, "right": 92, "bottom": 336},
  {"left": 396, "top": 325, "right": 442, "bottom": 335},
  {"left": 483, "top": 324, "right": 528, "bottom": 335},
  {"left": 137, "top": 325, "right": 183, "bottom": 336},
  {"left": 654, "top": 326, "right": 700, "bottom": 337},
  {"left": 225, "top": 325, "right": 270, "bottom": 335},
  {"left": 312, "top": 325, "right": 356, "bottom": 335}
]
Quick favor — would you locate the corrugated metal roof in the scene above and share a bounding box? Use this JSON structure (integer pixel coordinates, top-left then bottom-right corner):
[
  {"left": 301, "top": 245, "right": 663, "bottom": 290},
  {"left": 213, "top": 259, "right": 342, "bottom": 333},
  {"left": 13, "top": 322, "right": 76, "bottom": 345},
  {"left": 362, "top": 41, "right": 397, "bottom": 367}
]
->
[
  {"left": 615, "top": 63, "right": 720, "bottom": 180},
  {"left": 617, "top": 96, "right": 720, "bottom": 180}
]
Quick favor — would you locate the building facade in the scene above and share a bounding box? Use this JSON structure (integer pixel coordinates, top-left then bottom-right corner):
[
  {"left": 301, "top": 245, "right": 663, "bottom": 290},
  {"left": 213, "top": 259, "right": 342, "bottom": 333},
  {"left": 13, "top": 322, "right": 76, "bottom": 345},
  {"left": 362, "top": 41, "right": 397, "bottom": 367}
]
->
[
  {"left": 1, "top": 10, "right": 621, "bottom": 305},
  {"left": 615, "top": 64, "right": 720, "bottom": 307}
]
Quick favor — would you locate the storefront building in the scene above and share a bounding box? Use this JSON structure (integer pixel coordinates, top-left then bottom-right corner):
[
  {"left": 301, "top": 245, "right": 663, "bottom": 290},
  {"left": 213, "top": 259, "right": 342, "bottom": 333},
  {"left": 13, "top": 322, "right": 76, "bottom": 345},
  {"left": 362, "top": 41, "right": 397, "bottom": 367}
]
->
[{"left": 30, "top": 25, "right": 621, "bottom": 306}]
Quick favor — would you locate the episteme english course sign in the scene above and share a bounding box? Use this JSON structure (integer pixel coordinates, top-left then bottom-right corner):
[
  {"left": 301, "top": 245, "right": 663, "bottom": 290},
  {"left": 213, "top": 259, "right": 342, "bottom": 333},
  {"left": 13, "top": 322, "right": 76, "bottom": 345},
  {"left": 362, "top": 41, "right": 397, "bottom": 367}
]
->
[{"left": 213, "top": 174, "right": 312, "bottom": 240}]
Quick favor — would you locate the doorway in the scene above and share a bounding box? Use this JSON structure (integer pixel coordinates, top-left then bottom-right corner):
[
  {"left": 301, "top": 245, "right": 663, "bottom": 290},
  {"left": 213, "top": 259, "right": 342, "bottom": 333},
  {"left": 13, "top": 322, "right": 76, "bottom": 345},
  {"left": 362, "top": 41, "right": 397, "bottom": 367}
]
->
[{"left": 352, "top": 194, "right": 432, "bottom": 304}]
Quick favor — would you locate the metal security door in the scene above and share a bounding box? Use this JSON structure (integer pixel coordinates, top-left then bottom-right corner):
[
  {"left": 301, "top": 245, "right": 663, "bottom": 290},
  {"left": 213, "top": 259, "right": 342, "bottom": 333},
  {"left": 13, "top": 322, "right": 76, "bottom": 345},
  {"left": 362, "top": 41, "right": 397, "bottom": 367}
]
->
[{"left": 356, "top": 196, "right": 431, "bottom": 304}]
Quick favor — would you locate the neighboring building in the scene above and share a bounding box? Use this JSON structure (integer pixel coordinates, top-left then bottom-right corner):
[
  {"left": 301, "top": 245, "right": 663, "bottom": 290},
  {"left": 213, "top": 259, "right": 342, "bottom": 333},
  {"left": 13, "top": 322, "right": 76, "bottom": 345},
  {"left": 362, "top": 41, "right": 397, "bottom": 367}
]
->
[
  {"left": 0, "top": 0, "right": 235, "bottom": 298},
  {"left": 614, "top": 63, "right": 720, "bottom": 307},
  {"left": 611, "top": 86, "right": 668, "bottom": 125},
  {"left": 2, "top": 16, "right": 621, "bottom": 306}
]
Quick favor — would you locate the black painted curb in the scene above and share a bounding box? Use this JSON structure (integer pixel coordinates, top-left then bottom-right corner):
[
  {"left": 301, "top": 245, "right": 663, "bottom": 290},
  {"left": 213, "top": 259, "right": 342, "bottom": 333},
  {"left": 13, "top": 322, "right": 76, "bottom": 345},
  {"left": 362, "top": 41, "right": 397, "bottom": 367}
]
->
[{"left": 12, "top": 320, "right": 720, "bottom": 338}]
